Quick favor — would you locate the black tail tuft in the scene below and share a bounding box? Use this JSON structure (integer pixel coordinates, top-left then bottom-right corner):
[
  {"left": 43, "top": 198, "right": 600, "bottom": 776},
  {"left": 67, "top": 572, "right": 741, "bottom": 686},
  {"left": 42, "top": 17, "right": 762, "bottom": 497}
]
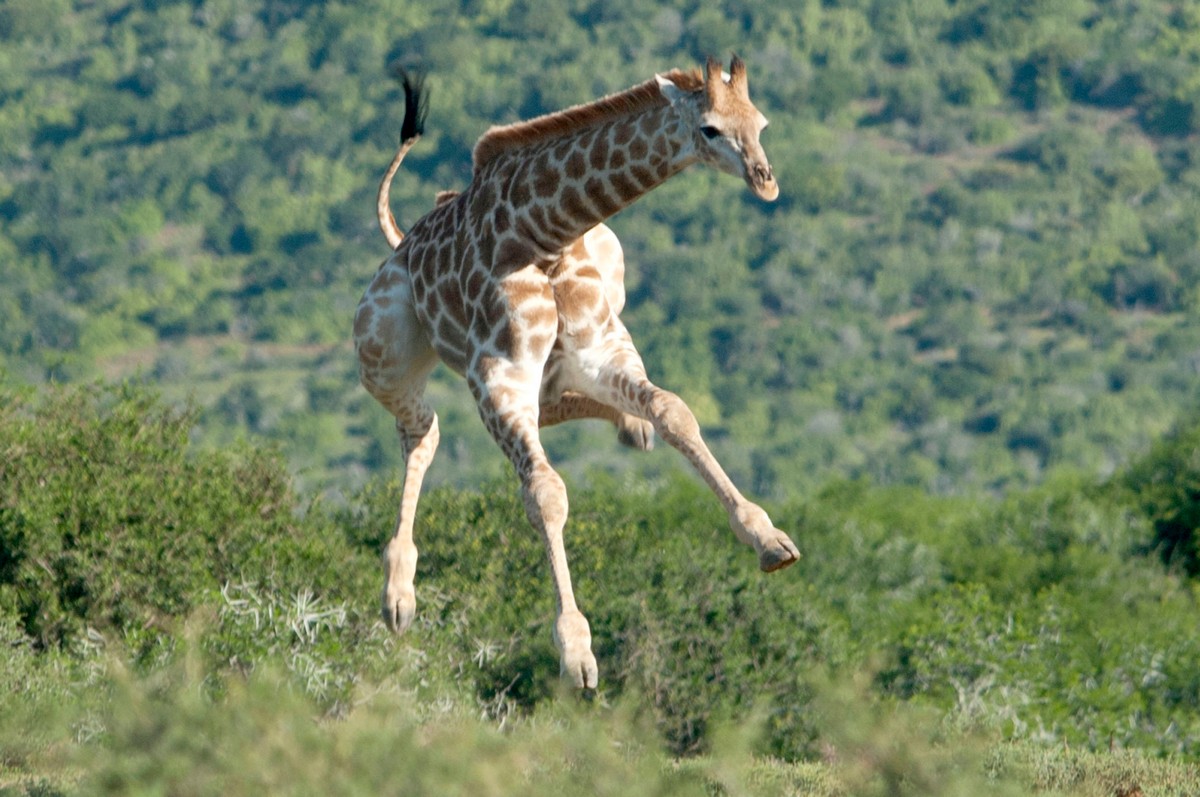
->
[{"left": 392, "top": 67, "right": 428, "bottom": 142}]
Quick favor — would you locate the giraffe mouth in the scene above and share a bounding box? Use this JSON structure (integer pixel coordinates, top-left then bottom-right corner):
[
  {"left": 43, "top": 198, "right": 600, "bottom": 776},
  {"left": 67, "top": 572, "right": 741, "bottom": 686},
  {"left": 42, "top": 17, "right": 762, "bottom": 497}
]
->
[{"left": 747, "top": 162, "right": 778, "bottom": 201}]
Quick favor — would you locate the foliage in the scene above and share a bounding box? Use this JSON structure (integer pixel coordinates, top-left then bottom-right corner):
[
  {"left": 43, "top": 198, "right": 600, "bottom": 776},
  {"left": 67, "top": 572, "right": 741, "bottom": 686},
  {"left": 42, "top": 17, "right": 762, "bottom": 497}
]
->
[
  {"left": 0, "top": 381, "right": 359, "bottom": 651},
  {"left": 6, "top": 0, "right": 1200, "bottom": 784},
  {"left": 1121, "top": 417, "right": 1200, "bottom": 577},
  {"left": 0, "top": 650, "right": 1021, "bottom": 797},
  {"left": 1, "top": 382, "right": 1200, "bottom": 794}
]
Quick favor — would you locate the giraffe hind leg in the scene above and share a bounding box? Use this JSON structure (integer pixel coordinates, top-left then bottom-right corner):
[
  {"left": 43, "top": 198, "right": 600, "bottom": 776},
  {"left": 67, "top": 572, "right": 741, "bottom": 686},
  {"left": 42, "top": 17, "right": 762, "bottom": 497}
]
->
[
  {"left": 361, "top": 372, "right": 440, "bottom": 632},
  {"left": 471, "top": 355, "right": 598, "bottom": 689},
  {"left": 355, "top": 266, "right": 442, "bottom": 632},
  {"left": 380, "top": 405, "right": 439, "bottom": 632}
]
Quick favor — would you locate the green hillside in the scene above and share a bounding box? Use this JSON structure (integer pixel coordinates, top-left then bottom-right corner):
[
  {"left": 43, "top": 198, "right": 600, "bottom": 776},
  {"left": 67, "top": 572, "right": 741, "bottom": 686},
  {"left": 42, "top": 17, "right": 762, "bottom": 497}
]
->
[{"left": 3, "top": 0, "right": 1199, "bottom": 497}]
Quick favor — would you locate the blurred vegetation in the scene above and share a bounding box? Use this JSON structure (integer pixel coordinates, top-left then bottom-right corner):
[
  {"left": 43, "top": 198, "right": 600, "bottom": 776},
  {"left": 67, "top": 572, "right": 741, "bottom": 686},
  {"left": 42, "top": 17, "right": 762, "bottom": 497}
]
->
[
  {"left": 1, "top": 0, "right": 1199, "bottom": 497},
  {"left": 4, "top": 382, "right": 1200, "bottom": 794}
]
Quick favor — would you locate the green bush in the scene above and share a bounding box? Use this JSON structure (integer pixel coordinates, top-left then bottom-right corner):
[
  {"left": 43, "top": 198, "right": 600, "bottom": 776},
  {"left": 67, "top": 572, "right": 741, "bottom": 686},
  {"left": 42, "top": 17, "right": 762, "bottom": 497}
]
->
[
  {"left": 337, "top": 463, "right": 1200, "bottom": 757},
  {"left": 0, "top": 381, "right": 351, "bottom": 651},
  {"left": 1123, "top": 418, "right": 1200, "bottom": 576},
  {"left": 5, "top": 382, "right": 1200, "bottom": 779},
  {"left": 343, "top": 474, "right": 833, "bottom": 756}
]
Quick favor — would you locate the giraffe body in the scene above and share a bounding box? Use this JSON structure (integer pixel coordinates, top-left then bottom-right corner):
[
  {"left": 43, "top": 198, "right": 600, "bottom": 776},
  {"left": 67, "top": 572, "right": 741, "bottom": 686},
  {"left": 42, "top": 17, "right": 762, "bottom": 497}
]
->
[{"left": 355, "top": 58, "right": 796, "bottom": 688}]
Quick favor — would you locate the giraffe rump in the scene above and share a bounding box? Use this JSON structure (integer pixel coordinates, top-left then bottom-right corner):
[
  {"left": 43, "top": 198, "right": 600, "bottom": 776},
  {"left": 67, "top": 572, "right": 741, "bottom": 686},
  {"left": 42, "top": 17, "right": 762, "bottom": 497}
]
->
[{"left": 471, "top": 68, "right": 703, "bottom": 173}]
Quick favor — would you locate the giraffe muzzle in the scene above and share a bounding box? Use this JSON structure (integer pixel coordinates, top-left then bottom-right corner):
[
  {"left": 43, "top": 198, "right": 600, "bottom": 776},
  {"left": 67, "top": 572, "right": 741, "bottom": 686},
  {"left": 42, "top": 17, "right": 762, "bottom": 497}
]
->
[{"left": 748, "top": 162, "right": 778, "bottom": 202}]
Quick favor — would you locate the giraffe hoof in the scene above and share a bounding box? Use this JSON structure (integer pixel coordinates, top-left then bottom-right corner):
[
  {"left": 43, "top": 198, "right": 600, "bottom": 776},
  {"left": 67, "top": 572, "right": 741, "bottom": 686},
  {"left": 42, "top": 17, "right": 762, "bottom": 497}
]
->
[
  {"left": 554, "top": 610, "right": 599, "bottom": 689},
  {"left": 562, "top": 649, "right": 599, "bottom": 690},
  {"left": 382, "top": 586, "right": 416, "bottom": 634},
  {"left": 617, "top": 415, "right": 655, "bottom": 451},
  {"left": 758, "top": 532, "right": 800, "bottom": 573},
  {"left": 732, "top": 504, "right": 799, "bottom": 572}
]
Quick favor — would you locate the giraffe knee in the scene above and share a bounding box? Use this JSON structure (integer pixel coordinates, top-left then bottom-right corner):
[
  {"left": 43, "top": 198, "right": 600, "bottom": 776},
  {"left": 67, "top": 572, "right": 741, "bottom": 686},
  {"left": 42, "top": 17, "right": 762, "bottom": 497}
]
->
[
  {"left": 522, "top": 464, "right": 568, "bottom": 532},
  {"left": 397, "top": 411, "right": 438, "bottom": 441},
  {"left": 397, "top": 412, "right": 439, "bottom": 458},
  {"left": 648, "top": 390, "right": 700, "bottom": 443}
]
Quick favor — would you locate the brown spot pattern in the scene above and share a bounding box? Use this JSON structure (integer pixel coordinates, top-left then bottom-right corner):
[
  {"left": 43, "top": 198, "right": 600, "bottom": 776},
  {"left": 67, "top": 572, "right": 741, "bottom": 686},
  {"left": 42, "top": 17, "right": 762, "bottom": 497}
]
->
[
  {"left": 610, "top": 171, "right": 640, "bottom": 202},
  {"left": 495, "top": 237, "right": 536, "bottom": 271},
  {"left": 565, "top": 150, "right": 587, "bottom": 180},
  {"left": 493, "top": 205, "right": 512, "bottom": 233},
  {"left": 354, "top": 302, "right": 374, "bottom": 328},
  {"left": 630, "top": 165, "right": 656, "bottom": 187},
  {"left": 589, "top": 133, "right": 610, "bottom": 170},
  {"left": 534, "top": 167, "right": 558, "bottom": 198},
  {"left": 584, "top": 176, "right": 620, "bottom": 217},
  {"left": 561, "top": 186, "right": 591, "bottom": 224}
]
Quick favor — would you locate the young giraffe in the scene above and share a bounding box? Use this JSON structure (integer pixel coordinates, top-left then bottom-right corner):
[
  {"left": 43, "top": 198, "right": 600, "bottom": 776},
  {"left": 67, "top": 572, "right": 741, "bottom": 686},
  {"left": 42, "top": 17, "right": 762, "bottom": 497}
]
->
[{"left": 355, "top": 57, "right": 798, "bottom": 688}]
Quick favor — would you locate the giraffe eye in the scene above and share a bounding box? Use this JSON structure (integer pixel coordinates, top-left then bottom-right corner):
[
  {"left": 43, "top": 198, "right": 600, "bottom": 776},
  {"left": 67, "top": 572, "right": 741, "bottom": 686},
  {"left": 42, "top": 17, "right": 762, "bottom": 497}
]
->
[{"left": 699, "top": 125, "right": 721, "bottom": 140}]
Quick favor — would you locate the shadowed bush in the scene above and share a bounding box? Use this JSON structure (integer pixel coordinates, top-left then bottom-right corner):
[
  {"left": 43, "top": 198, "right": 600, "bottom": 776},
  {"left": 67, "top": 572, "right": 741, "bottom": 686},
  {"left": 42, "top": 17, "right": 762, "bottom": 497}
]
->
[
  {"left": 0, "top": 381, "right": 368, "bottom": 652},
  {"left": 1122, "top": 417, "right": 1200, "bottom": 576}
]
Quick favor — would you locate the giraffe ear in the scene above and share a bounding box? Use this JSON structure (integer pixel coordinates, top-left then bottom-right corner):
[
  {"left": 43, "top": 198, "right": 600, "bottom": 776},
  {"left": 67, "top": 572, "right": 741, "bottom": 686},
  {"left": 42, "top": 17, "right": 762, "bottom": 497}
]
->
[{"left": 655, "top": 73, "right": 688, "bottom": 106}]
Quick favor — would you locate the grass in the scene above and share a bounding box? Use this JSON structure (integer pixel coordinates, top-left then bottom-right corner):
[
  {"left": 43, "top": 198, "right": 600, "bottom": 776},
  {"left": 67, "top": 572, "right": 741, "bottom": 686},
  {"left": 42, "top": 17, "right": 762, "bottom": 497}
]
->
[{"left": 3, "top": 624, "right": 1199, "bottom": 797}]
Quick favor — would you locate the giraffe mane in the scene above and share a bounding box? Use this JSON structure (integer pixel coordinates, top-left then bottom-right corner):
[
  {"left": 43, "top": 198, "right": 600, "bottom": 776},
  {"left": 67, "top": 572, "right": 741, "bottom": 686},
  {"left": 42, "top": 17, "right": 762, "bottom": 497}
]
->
[{"left": 471, "top": 68, "right": 703, "bottom": 172}]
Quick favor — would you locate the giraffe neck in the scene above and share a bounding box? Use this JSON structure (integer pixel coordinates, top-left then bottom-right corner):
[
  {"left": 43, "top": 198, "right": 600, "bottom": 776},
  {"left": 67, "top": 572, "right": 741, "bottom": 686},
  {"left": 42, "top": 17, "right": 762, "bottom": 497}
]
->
[{"left": 479, "top": 104, "right": 694, "bottom": 261}]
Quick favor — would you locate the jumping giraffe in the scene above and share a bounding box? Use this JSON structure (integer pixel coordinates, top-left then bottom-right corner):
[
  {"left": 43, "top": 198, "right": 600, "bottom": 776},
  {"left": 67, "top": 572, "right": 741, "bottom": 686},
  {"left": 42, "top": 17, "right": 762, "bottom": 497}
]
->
[{"left": 355, "top": 57, "right": 798, "bottom": 688}]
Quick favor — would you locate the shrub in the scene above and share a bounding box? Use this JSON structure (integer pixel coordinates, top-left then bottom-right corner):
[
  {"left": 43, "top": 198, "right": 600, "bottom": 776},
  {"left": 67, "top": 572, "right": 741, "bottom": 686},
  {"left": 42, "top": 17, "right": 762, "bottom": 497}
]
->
[
  {"left": 6, "top": 381, "right": 1200, "bottom": 767},
  {"left": 1122, "top": 417, "right": 1200, "bottom": 576},
  {"left": 0, "top": 381, "right": 350, "bottom": 651},
  {"left": 342, "top": 473, "right": 834, "bottom": 756}
]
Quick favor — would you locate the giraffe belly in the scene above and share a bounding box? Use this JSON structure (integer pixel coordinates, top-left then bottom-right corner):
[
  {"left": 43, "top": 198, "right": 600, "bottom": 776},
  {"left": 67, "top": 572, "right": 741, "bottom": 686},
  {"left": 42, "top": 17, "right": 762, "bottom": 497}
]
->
[{"left": 542, "top": 319, "right": 642, "bottom": 405}]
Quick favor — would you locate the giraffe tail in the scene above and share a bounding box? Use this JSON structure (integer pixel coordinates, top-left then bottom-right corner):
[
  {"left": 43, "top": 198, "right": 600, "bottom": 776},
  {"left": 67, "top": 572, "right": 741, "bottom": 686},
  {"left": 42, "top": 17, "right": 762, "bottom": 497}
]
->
[{"left": 378, "top": 69, "right": 429, "bottom": 250}]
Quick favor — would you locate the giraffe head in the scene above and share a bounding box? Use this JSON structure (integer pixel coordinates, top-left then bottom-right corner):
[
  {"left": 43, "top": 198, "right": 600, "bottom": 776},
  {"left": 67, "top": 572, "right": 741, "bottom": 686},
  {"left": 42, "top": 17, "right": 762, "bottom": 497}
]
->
[{"left": 656, "top": 55, "right": 778, "bottom": 201}]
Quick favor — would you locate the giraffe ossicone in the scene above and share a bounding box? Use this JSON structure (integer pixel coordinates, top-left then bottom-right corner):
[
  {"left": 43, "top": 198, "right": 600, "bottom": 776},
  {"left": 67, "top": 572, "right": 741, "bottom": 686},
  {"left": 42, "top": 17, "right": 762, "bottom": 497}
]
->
[{"left": 356, "top": 57, "right": 797, "bottom": 689}]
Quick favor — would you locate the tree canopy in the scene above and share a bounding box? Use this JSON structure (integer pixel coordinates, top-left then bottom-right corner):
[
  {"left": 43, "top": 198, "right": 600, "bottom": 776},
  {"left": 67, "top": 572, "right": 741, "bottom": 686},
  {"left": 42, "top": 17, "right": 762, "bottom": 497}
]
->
[{"left": 2, "top": 0, "right": 1199, "bottom": 497}]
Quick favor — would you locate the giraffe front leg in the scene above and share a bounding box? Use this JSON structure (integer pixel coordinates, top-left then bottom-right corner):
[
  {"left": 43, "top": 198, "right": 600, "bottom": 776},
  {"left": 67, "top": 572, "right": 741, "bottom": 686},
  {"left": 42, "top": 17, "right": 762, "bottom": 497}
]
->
[
  {"left": 732, "top": 502, "right": 800, "bottom": 572},
  {"left": 522, "top": 465, "right": 598, "bottom": 689},
  {"left": 616, "top": 413, "right": 655, "bottom": 451},
  {"left": 553, "top": 604, "right": 597, "bottom": 689},
  {"left": 474, "top": 365, "right": 599, "bottom": 689},
  {"left": 664, "top": 390, "right": 797, "bottom": 570},
  {"left": 647, "top": 387, "right": 799, "bottom": 571},
  {"left": 608, "top": 374, "right": 798, "bottom": 572}
]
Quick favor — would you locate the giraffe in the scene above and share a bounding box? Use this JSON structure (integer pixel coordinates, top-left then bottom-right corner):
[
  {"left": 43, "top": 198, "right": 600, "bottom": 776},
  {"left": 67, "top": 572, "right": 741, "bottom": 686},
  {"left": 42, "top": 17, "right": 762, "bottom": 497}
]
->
[{"left": 354, "top": 57, "right": 798, "bottom": 689}]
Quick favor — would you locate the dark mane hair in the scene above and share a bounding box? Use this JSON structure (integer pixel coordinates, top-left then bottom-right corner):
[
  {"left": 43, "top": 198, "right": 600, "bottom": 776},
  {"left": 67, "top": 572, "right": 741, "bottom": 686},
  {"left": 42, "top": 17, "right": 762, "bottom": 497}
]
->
[{"left": 471, "top": 68, "right": 703, "bottom": 172}]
